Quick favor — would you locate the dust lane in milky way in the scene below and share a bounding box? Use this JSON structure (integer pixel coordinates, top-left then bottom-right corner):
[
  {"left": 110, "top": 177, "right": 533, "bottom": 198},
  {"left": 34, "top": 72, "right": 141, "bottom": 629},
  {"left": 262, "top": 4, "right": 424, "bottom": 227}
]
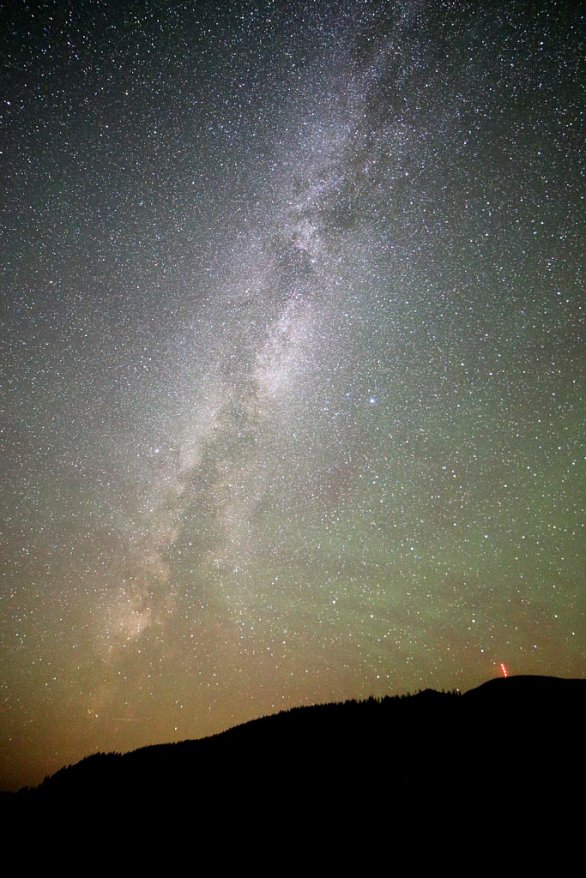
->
[{"left": 1, "top": 1, "right": 584, "bottom": 789}]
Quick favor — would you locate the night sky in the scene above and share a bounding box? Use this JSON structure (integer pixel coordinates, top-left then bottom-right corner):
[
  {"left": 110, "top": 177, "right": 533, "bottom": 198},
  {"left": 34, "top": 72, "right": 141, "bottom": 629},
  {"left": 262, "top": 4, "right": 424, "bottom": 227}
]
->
[{"left": 1, "top": 0, "right": 584, "bottom": 790}]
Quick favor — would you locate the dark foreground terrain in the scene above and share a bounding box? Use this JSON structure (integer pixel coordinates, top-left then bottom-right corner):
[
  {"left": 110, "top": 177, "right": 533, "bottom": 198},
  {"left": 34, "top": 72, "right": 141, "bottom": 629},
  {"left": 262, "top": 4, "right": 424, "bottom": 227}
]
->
[{"left": 3, "top": 675, "right": 584, "bottom": 851}]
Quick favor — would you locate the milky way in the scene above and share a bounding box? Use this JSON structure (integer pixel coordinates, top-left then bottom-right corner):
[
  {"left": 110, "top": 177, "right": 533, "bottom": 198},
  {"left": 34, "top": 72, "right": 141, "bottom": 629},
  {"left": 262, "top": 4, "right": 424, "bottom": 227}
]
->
[{"left": 1, "top": 0, "right": 584, "bottom": 789}]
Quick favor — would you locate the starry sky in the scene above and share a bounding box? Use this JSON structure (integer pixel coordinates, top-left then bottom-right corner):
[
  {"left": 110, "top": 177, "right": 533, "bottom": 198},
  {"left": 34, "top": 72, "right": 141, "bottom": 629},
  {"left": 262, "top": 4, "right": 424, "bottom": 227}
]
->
[{"left": 1, "top": 0, "right": 584, "bottom": 790}]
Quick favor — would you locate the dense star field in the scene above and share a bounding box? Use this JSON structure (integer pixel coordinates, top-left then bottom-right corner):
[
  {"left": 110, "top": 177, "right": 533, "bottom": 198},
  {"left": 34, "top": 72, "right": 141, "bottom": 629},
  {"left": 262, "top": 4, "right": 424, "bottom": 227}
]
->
[{"left": 1, "top": 0, "right": 584, "bottom": 790}]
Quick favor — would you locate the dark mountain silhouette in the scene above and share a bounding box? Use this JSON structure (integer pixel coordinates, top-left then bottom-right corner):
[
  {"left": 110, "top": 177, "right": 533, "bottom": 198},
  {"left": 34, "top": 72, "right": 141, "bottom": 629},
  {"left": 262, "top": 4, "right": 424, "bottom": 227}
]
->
[{"left": 4, "top": 675, "right": 584, "bottom": 845}]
